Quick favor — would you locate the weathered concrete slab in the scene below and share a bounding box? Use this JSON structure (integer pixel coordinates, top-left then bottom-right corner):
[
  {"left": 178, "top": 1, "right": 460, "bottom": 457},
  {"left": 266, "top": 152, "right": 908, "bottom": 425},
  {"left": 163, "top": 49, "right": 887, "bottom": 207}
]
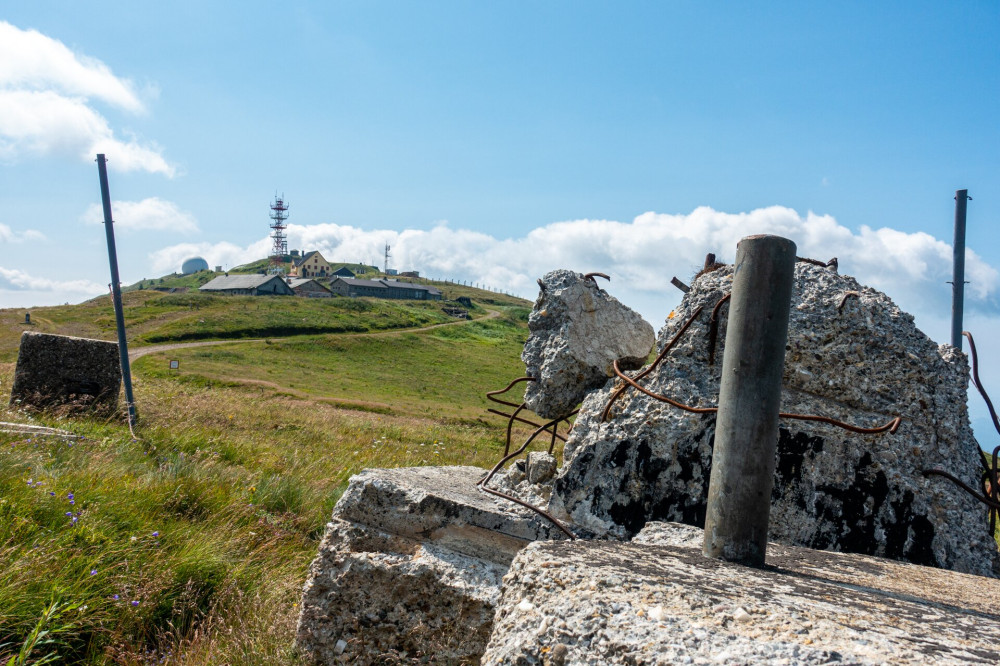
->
[
  {"left": 523, "top": 270, "right": 655, "bottom": 419},
  {"left": 296, "top": 466, "right": 569, "bottom": 664},
  {"left": 9, "top": 331, "right": 121, "bottom": 415},
  {"left": 483, "top": 522, "right": 1000, "bottom": 665}
]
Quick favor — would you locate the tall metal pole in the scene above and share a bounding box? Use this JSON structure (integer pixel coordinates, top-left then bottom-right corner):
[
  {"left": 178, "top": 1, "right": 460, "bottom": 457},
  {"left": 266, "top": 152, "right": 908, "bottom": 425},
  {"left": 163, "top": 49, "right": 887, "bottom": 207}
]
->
[
  {"left": 96, "top": 154, "right": 137, "bottom": 427},
  {"left": 703, "top": 234, "right": 796, "bottom": 567},
  {"left": 951, "top": 189, "right": 969, "bottom": 351}
]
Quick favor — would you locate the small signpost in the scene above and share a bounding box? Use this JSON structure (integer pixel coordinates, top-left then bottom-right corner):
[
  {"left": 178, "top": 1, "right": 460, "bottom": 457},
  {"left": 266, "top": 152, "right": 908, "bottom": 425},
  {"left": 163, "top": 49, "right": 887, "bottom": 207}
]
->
[{"left": 169, "top": 360, "right": 180, "bottom": 370}]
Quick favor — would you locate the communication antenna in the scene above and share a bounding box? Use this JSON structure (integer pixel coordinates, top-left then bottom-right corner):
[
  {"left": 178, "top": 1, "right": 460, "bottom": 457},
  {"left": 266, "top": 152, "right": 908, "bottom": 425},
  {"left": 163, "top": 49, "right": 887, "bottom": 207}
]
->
[
  {"left": 384, "top": 243, "right": 391, "bottom": 274},
  {"left": 269, "top": 194, "right": 289, "bottom": 275}
]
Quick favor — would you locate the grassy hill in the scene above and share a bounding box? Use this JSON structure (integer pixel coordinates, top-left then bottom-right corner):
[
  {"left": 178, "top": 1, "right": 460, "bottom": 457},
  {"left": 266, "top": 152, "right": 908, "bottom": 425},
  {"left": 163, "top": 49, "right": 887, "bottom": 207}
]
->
[{"left": 0, "top": 281, "right": 537, "bottom": 663}]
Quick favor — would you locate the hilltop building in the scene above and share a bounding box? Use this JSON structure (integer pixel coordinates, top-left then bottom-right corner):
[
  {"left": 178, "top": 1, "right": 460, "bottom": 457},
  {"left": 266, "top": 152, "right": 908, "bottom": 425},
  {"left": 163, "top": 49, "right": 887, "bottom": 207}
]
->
[
  {"left": 181, "top": 257, "right": 209, "bottom": 274},
  {"left": 331, "top": 266, "right": 356, "bottom": 278},
  {"left": 291, "top": 251, "right": 332, "bottom": 278},
  {"left": 329, "top": 277, "right": 442, "bottom": 300},
  {"left": 199, "top": 274, "right": 295, "bottom": 296},
  {"left": 286, "top": 277, "right": 333, "bottom": 298}
]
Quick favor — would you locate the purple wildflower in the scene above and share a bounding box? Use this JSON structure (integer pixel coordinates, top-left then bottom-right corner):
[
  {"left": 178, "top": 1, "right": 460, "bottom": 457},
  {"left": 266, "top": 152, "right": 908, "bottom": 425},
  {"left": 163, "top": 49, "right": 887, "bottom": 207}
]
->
[
  {"left": 113, "top": 594, "right": 119, "bottom": 600},
  {"left": 49, "top": 492, "right": 55, "bottom": 496},
  {"left": 131, "top": 600, "right": 139, "bottom": 607},
  {"left": 65, "top": 512, "right": 72, "bottom": 516},
  {"left": 90, "top": 569, "right": 97, "bottom": 576},
  {"left": 71, "top": 517, "right": 78, "bottom": 524},
  {"left": 152, "top": 531, "right": 159, "bottom": 537}
]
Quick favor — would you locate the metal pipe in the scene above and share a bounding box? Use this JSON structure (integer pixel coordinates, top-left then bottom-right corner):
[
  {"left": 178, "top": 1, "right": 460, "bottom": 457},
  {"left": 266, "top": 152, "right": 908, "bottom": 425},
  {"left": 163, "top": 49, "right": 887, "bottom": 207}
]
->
[
  {"left": 952, "top": 189, "right": 969, "bottom": 350},
  {"left": 96, "top": 154, "right": 137, "bottom": 427},
  {"left": 703, "top": 234, "right": 796, "bottom": 567}
]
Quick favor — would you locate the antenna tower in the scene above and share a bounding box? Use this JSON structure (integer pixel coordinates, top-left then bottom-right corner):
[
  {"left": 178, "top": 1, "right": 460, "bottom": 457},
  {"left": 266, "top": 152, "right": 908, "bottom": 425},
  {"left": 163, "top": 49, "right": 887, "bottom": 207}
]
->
[
  {"left": 269, "top": 194, "right": 289, "bottom": 274},
  {"left": 384, "top": 243, "right": 391, "bottom": 274}
]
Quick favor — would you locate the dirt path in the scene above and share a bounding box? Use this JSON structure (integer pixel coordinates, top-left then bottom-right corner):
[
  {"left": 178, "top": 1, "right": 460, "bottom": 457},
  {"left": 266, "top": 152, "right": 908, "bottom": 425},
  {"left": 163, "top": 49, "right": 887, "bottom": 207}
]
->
[{"left": 128, "top": 308, "right": 502, "bottom": 361}]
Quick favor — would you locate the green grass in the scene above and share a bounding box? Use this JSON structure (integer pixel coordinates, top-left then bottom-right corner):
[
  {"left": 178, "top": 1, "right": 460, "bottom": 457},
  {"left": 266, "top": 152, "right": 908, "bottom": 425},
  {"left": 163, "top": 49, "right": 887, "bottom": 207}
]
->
[{"left": 0, "top": 283, "right": 538, "bottom": 664}]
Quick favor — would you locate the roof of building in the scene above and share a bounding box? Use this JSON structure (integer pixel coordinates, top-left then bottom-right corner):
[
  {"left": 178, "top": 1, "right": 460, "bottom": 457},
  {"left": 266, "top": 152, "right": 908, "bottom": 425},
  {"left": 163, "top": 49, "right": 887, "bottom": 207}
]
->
[
  {"left": 332, "top": 277, "right": 388, "bottom": 290},
  {"left": 286, "top": 278, "right": 331, "bottom": 291},
  {"left": 293, "top": 250, "right": 326, "bottom": 267},
  {"left": 200, "top": 274, "right": 284, "bottom": 291},
  {"left": 382, "top": 279, "right": 442, "bottom": 295},
  {"left": 332, "top": 266, "right": 356, "bottom": 276}
]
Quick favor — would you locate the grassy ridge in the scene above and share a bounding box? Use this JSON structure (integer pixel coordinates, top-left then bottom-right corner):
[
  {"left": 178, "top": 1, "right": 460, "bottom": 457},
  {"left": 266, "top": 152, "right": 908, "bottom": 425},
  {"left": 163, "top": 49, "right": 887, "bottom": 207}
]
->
[{"left": 0, "top": 287, "right": 536, "bottom": 663}]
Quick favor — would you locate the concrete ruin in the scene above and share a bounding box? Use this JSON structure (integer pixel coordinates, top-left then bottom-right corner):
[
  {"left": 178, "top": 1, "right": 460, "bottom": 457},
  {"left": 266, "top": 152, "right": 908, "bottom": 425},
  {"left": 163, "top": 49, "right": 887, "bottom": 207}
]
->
[
  {"left": 522, "top": 270, "right": 655, "bottom": 419},
  {"left": 297, "top": 259, "right": 999, "bottom": 664},
  {"left": 8, "top": 331, "right": 121, "bottom": 415},
  {"left": 546, "top": 262, "right": 997, "bottom": 577}
]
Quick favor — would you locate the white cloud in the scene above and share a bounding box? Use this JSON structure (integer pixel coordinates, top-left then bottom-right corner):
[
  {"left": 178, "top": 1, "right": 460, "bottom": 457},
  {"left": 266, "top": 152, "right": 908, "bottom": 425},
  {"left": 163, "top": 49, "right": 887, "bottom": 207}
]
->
[
  {"left": 149, "top": 240, "right": 271, "bottom": 274},
  {"left": 0, "top": 222, "right": 45, "bottom": 243},
  {"left": 81, "top": 197, "right": 198, "bottom": 234},
  {"left": 0, "top": 265, "right": 103, "bottom": 294},
  {"left": 0, "top": 22, "right": 144, "bottom": 112},
  {"left": 149, "top": 206, "right": 1000, "bottom": 331},
  {"left": 0, "top": 22, "right": 172, "bottom": 175}
]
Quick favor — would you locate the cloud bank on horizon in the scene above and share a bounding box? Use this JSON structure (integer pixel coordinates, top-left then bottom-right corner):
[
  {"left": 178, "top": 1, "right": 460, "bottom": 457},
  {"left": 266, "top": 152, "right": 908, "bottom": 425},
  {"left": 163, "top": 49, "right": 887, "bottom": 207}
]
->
[
  {"left": 0, "top": 21, "right": 172, "bottom": 175},
  {"left": 149, "top": 205, "right": 999, "bottom": 331}
]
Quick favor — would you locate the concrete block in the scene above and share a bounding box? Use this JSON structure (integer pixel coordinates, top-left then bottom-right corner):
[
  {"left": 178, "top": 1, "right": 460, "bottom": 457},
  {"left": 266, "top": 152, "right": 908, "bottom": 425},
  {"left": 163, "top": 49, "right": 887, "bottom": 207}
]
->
[{"left": 9, "top": 331, "right": 121, "bottom": 415}]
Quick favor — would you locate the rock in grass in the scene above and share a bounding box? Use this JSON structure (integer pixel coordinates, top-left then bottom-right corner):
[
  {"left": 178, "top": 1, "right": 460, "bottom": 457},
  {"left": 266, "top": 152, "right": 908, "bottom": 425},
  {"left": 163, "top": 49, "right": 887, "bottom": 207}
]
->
[{"left": 522, "top": 270, "right": 655, "bottom": 419}]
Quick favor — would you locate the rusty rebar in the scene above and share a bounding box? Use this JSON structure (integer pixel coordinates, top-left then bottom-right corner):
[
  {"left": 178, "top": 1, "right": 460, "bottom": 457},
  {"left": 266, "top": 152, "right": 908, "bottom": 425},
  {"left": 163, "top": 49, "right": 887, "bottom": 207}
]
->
[
  {"left": 601, "top": 305, "right": 705, "bottom": 421},
  {"left": 838, "top": 291, "right": 860, "bottom": 312},
  {"left": 964, "top": 332, "right": 1000, "bottom": 438},
  {"left": 707, "top": 293, "right": 731, "bottom": 366},
  {"left": 923, "top": 468, "right": 1000, "bottom": 511},
  {"left": 584, "top": 272, "right": 610, "bottom": 283},
  {"left": 486, "top": 376, "right": 535, "bottom": 409},
  {"left": 609, "top": 359, "right": 902, "bottom": 434}
]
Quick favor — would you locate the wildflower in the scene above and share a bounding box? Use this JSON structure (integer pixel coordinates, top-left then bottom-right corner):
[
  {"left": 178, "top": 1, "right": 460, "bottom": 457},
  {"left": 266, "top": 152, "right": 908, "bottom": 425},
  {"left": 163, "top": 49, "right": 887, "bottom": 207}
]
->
[
  {"left": 49, "top": 491, "right": 55, "bottom": 496},
  {"left": 131, "top": 600, "right": 139, "bottom": 607},
  {"left": 113, "top": 594, "right": 119, "bottom": 600},
  {"left": 71, "top": 517, "right": 78, "bottom": 524},
  {"left": 65, "top": 512, "right": 72, "bottom": 516},
  {"left": 90, "top": 569, "right": 97, "bottom": 576},
  {"left": 67, "top": 493, "right": 74, "bottom": 500},
  {"left": 27, "top": 478, "right": 32, "bottom": 485},
  {"left": 69, "top": 500, "right": 75, "bottom": 505},
  {"left": 130, "top": 536, "right": 137, "bottom": 542}
]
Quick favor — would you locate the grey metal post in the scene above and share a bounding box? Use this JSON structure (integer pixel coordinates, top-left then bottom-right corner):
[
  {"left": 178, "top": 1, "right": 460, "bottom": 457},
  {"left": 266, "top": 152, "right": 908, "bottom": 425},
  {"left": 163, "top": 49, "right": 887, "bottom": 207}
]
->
[
  {"left": 96, "top": 154, "right": 137, "bottom": 427},
  {"left": 951, "top": 189, "right": 969, "bottom": 350},
  {"left": 703, "top": 234, "right": 796, "bottom": 567}
]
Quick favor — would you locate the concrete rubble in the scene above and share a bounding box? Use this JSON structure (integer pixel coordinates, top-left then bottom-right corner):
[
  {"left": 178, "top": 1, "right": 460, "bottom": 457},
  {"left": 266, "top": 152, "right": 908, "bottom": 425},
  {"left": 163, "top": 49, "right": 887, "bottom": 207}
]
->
[
  {"left": 547, "top": 262, "right": 998, "bottom": 577},
  {"left": 522, "top": 270, "right": 655, "bottom": 419},
  {"left": 295, "top": 466, "right": 569, "bottom": 664},
  {"left": 298, "top": 260, "right": 1000, "bottom": 664},
  {"left": 482, "top": 521, "right": 1000, "bottom": 665},
  {"left": 9, "top": 331, "right": 121, "bottom": 415}
]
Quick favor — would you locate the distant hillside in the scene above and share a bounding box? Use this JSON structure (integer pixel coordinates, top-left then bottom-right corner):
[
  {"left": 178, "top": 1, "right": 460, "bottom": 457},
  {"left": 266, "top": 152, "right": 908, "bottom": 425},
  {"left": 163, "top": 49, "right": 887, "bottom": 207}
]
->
[{"left": 0, "top": 277, "right": 531, "bottom": 362}]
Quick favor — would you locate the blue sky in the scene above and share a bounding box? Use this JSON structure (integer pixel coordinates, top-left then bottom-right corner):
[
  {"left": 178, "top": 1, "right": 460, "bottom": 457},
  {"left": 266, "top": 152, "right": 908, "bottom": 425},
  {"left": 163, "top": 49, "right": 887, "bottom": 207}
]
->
[{"left": 1, "top": 2, "right": 999, "bottom": 444}]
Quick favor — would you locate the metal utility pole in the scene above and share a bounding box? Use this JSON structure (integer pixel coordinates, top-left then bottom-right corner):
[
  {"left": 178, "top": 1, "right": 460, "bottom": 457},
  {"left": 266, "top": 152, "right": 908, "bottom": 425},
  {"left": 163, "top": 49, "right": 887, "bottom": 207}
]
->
[
  {"left": 703, "top": 234, "right": 796, "bottom": 568},
  {"left": 96, "top": 154, "right": 137, "bottom": 428},
  {"left": 951, "top": 189, "right": 970, "bottom": 350}
]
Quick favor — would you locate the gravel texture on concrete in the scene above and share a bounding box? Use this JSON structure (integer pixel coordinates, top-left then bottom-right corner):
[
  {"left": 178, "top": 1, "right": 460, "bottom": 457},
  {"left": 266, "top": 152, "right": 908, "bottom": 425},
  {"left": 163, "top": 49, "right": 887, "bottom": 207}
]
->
[
  {"left": 522, "top": 270, "right": 655, "bottom": 419},
  {"left": 547, "top": 262, "right": 997, "bottom": 576},
  {"left": 9, "top": 331, "right": 121, "bottom": 415},
  {"left": 482, "top": 522, "right": 1000, "bottom": 665},
  {"left": 296, "top": 466, "right": 569, "bottom": 664}
]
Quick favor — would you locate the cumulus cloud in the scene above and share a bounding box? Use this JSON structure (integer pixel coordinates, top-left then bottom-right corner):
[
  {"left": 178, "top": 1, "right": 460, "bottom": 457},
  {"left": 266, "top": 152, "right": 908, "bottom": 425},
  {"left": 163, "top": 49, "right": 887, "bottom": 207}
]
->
[
  {"left": 0, "top": 265, "right": 103, "bottom": 294},
  {"left": 0, "top": 21, "right": 172, "bottom": 175},
  {"left": 0, "top": 222, "right": 45, "bottom": 243},
  {"left": 149, "top": 206, "right": 1000, "bottom": 332},
  {"left": 81, "top": 197, "right": 199, "bottom": 234}
]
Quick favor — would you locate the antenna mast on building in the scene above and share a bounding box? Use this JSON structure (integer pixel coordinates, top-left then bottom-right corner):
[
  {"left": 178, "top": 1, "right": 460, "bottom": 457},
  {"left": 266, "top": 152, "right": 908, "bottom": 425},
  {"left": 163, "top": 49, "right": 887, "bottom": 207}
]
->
[
  {"left": 269, "top": 194, "right": 289, "bottom": 274},
  {"left": 384, "top": 243, "right": 391, "bottom": 274}
]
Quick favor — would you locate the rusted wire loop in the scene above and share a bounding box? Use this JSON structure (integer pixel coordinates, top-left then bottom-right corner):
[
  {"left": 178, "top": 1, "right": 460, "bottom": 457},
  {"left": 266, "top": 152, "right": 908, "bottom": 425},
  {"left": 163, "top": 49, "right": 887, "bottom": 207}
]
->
[
  {"left": 779, "top": 413, "right": 901, "bottom": 435},
  {"left": 707, "top": 293, "right": 731, "bottom": 366},
  {"left": 478, "top": 483, "right": 577, "bottom": 540},
  {"left": 922, "top": 469, "right": 1000, "bottom": 511},
  {"left": 486, "top": 376, "right": 536, "bottom": 409},
  {"left": 601, "top": 305, "right": 705, "bottom": 421},
  {"left": 608, "top": 360, "right": 902, "bottom": 435},
  {"left": 796, "top": 256, "right": 838, "bottom": 269},
  {"left": 964, "top": 332, "right": 1000, "bottom": 438},
  {"left": 486, "top": 409, "right": 569, "bottom": 443},
  {"left": 838, "top": 291, "right": 860, "bottom": 312},
  {"left": 477, "top": 410, "right": 580, "bottom": 539},
  {"left": 584, "top": 272, "right": 610, "bottom": 283}
]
